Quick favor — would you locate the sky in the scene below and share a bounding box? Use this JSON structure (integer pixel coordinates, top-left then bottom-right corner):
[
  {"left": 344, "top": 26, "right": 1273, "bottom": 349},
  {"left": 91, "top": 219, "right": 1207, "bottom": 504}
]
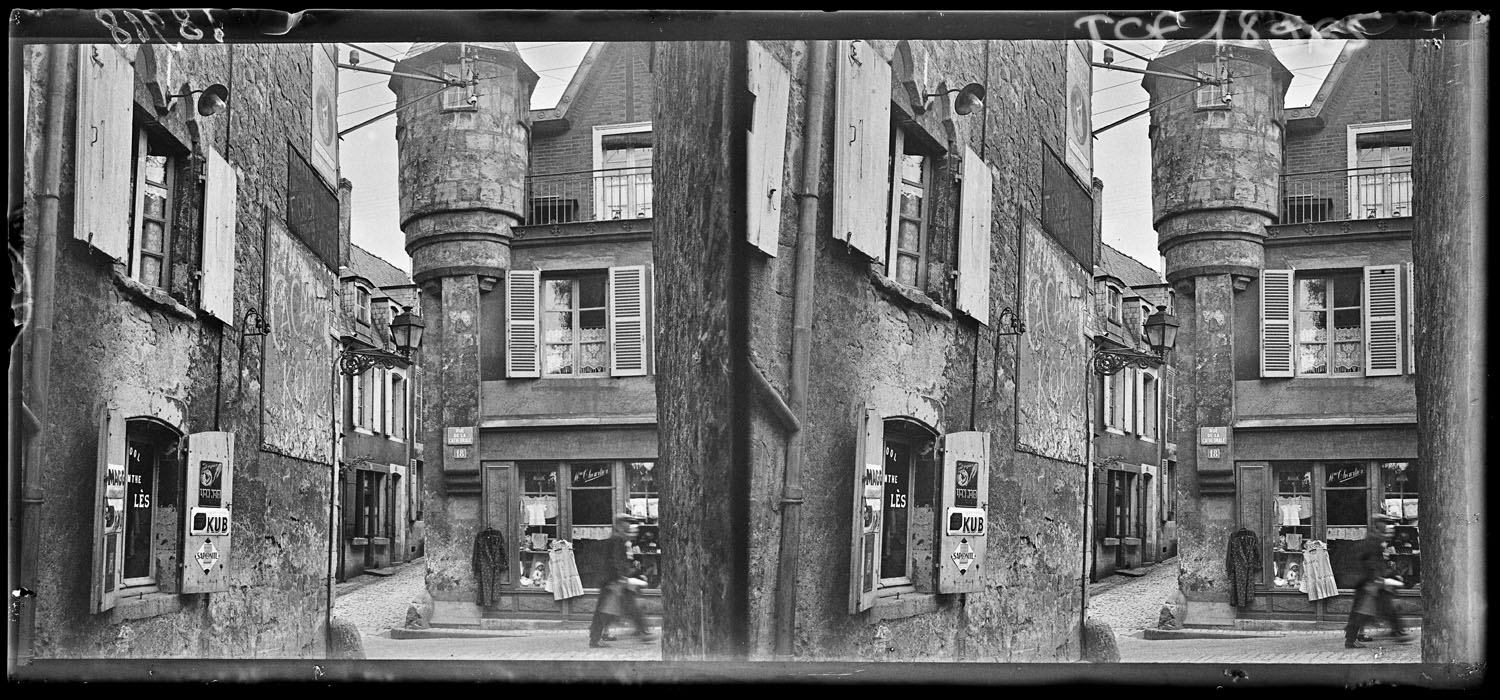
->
[{"left": 336, "top": 39, "right": 1347, "bottom": 276}]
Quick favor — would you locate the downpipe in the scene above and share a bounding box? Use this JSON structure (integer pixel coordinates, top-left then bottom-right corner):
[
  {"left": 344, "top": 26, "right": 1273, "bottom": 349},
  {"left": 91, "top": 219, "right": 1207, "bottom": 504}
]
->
[{"left": 772, "top": 39, "right": 830, "bottom": 658}]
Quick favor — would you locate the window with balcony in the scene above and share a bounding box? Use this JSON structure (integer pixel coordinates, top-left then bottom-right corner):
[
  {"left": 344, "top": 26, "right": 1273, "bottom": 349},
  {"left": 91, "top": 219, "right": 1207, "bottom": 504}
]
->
[
  {"left": 1348, "top": 122, "right": 1412, "bottom": 219},
  {"left": 593, "top": 123, "right": 653, "bottom": 220}
]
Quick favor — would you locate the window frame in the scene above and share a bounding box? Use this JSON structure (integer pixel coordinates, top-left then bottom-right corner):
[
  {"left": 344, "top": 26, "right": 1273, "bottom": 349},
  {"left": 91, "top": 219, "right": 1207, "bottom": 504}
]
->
[
  {"left": 1194, "top": 60, "right": 1228, "bottom": 109},
  {"left": 1346, "top": 120, "right": 1413, "bottom": 219},
  {"left": 592, "top": 122, "right": 654, "bottom": 221},
  {"left": 1106, "top": 284, "right": 1123, "bottom": 325},
  {"left": 1139, "top": 370, "right": 1159, "bottom": 443},
  {"left": 540, "top": 270, "right": 610, "bottom": 378},
  {"left": 128, "top": 128, "right": 177, "bottom": 289},
  {"left": 884, "top": 125, "right": 935, "bottom": 290},
  {"left": 439, "top": 59, "right": 477, "bottom": 112},
  {"left": 1294, "top": 270, "right": 1364, "bottom": 378}
]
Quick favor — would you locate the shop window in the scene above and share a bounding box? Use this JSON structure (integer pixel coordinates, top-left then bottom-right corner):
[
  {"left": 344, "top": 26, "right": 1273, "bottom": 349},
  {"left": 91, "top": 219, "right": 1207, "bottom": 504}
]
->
[
  {"left": 1266, "top": 460, "right": 1420, "bottom": 592},
  {"left": 879, "top": 419, "right": 938, "bottom": 595},
  {"left": 1381, "top": 461, "right": 1421, "bottom": 586},
  {"left": 1271, "top": 463, "right": 1313, "bottom": 590},
  {"left": 122, "top": 419, "right": 182, "bottom": 588},
  {"left": 567, "top": 461, "right": 616, "bottom": 589},
  {"left": 1262, "top": 267, "right": 1405, "bottom": 378},
  {"left": 517, "top": 465, "right": 560, "bottom": 592},
  {"left": 885, "top": 125, "right": 936, "bottom": 289},
  {"left": 627, "top": 461, "right": 661, "bottom": 589}
]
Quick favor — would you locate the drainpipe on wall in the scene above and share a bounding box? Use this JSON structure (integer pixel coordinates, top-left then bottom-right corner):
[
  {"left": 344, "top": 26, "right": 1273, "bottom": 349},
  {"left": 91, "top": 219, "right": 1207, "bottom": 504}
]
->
[
  {"left": 772, "top": 39, "right": 830, "bottom": 659},
  {"left": 17, "top": 43, "right": 69, "bottom": 665}
]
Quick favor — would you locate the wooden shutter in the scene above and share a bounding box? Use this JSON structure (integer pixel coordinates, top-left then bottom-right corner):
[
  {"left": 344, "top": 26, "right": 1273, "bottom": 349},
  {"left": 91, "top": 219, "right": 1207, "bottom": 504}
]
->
[
  {"left": 1406, "top": 261, "right": 1415, "bottom": 375},
  {"left": 74, "top": 44, "right": 135, "bottom": 263},
  {"left": 90, "top": 405, "right": 127, "bottom": 613},
  {"left": 956, "top": 147, "right": 993, "bottom": 323},
  {"left": 849, "top": 406, "right": 884, "bottom": 613},
  {"left": 506, "top": 269, "right": 540, "bottom": 378},
  {"left": 1260, "top": 269, "right": 1294, "bottom": 377},
  {"left": 181, "top": 431, "right": 234, "bottom": 594},
  {"left": 747, "top": 42, "right": 791, "bottom": 257},
  {"left": 610, "top": 265, "right": 647, "bottom": 376},
  {"left": 833, "top": 40, "right": 892, "bottom": 261},
  {"left": 200, "top": 147, "right": 238, "bottom": 322},
  {"left": 1124, "top": 367, "right": 1136, "bottom": 434},
  {"left": 1364, "top": 265, "right": 1403, "bottom": 376},
  {"left": 938, "top": 430, "right": 989, "bottom": 594}
]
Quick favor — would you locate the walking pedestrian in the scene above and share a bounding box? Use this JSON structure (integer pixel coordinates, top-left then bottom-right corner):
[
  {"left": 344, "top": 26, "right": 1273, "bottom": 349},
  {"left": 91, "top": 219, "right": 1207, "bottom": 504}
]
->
[
  {"left": 588, "top": 513, "right": 657, "bottom": 648},
  {"left": 1344, "top": 512, "right": 1410, "bottom": 648}
]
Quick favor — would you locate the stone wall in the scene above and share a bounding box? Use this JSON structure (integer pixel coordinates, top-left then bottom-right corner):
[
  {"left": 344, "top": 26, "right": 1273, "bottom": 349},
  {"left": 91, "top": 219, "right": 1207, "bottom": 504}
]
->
[{"left": 22, "top": 42, "right": 334, "bottom": 658}]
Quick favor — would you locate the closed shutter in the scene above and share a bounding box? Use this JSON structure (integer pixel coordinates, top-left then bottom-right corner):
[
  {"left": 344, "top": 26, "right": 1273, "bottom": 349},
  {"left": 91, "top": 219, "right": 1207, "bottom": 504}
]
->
[
  {"left": 849, "top": 406, "right": 885, "bottom": 613},
  {"left": 1124, "top": 367, "right": 1135, "bottom": 434},
  {"left": 610, "top": 265, "right": 647, "bottom": 376},
  {"left": 1260, "top": 269, "right": 1294, "bottom": 377},
  {"left": 1364, "top": 265, "right": 1402, "bottom": 376},
  {"left": 747, "top": 42, "right": 791, "bottom": 257},
  {"left": 200, "top": 147, "right": 238, "bottom": 322},
  {"left": 1102, "top": 370, "right": 1115, "bottom": 430},
  {"left": 1406, "top": 261, "right": 1415, "bottom": 375},
  {"left": 938, "top": 430, "right": 989, "bottom": 594},
  {"left": 506, "top": 269, "right": 540, "bottom": 378},
  {"left": 833, "top": 40, "right": 892, "bottom": 261},
  {"left": 74, "top": 44, "right": 135, "bottom": 263},
  {"left": 956, "top": 147, "right": 993, "bottom": 323},
  {"left": 181, "top": 431, "right": 234, "bottom": 594},
  {"left": 90, "top": 405, "right": 127, "bottom": 613}
]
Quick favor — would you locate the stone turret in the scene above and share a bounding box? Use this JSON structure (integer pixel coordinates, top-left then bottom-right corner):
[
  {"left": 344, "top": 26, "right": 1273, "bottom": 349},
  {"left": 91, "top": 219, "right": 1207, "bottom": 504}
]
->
[
  {"left": 389, "top": 42, "right": 538, "bottom": 286},
  {"left": 1144, "top": 40, "right": 1292, "bottom": 286}
]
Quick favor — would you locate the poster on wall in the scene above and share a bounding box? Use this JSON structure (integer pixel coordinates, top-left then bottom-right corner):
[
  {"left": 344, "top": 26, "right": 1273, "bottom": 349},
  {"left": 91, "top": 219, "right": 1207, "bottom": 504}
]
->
[
  {"left": 310, "top": 43, "right": 339, "bottom": 189},
  {"left": 261, "top": 215, "right": 334, "bottom": 462},
  {"left": 1064, "top": 40, "right": 1093, "bottom": 184},
  {"left": 1016, "top": 216, "right": 1088, "bottom": 464}
]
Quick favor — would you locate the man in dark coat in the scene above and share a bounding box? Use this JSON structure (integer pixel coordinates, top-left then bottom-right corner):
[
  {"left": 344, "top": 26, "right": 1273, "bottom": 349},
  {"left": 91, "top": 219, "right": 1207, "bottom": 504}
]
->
[
  {"left": 1344, "top": 513, "right": 1410, "bottom": 648},
  {"left": 588, "top": 513, "right": 656, "bottom": 648}
]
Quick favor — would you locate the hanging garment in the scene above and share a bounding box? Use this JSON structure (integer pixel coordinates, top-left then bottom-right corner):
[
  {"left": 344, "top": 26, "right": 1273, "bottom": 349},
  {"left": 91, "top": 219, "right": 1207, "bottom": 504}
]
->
[
  {"left": 525, "top": 502, "right": 549, "bottom": 526},
  {"left": 1226, "top": 527, "right": 1262, "bottom": 608},
  {"left": 548, "top": 540, "right": 586, "bottom": 601},
  {"left": 471, "top": 527, "right": 509, "bottom": 607},
  {"left": 1299, "top": 540, "right": 1339, "bottom": 601}
]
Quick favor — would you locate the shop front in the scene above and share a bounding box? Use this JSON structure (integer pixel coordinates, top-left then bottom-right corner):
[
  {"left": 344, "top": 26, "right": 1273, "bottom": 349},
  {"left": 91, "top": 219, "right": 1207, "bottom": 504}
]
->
[
  {"left": 476, "top": 426, "right": 661, "bottom": 621},
  {"left": 1233, "top": 427, "right": 1423, "bottom": 623}
]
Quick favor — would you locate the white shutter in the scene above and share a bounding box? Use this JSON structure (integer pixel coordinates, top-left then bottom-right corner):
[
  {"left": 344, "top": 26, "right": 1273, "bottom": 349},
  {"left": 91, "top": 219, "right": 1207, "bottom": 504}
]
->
[
  {"left": 747, "top": 42, "right": 791, "bottom": 257},
  {"left": 381, "top": 368, "right": 392, "bottom": 435},
  {"left": 1102, "top": 371, "right": 1116, "bottom": 430},
  {"left": 610, "top": 265, "right": 647, "bottom": 376},
  {"left": 506, "top": 269, "right": 541, "bottom": 378},
  {"left": 956, "top": 148, "right": 993, "bottom": 324},
  {"left": 1260, "top": 269, "right": 1294, "bottom": 377},
  {"left": 181, "top": 431, "right": 234, "bottom": 594},
  {"left": 200, "top": 147, "right": 238, "bottom": 322},
  {"left": 1124, "top": 367, "right": 1136, "bottom": 434},
  {"left": 1406, "top": 261, "right": 1415, "bottom": 375},
  {"left": 91, "top": 405, "right": 127, "bottom": 613},
  {"left": 74, "top": 44, "right": 135, "bottom": 263},
  {"left": 850, "top": 406, "right": 884, "bottom": 613},
  {"left": 833, "top": 40, "right": 892, "bottom": 261},
  {"left": 938, "top": 430, "right": 989, "bottom": 594},
  {"left": 1364, "top": 265, "right": 1402, "bottom": 376}
]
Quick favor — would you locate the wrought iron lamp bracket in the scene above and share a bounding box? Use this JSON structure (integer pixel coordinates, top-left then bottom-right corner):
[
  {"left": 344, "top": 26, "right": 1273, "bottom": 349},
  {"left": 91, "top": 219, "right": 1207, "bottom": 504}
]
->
[
  {"left": 338, "top": 348, "right": 409, "bottom": 376},
  {"left": 1091, "top": 347, "right": 1166, "bottom": 376},
  {"left": 995, "top": 307, "right": 1027, "bottom": 336}
]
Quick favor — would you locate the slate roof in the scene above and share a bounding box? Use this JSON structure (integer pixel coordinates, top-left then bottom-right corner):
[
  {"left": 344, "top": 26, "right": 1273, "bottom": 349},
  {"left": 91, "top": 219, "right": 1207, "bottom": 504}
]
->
[
  {"left": 1097, "top": 243, "right": 1163, "bottom": 292},
  {"left": 347, "top": 244, "right": 412, "bottom": 291}
]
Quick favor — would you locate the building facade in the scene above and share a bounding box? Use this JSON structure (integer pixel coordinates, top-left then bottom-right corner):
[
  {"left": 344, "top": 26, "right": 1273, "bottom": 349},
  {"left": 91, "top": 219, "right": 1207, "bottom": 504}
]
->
[
  {"left": 657, "top": 39, "right": 1100, "bottom": 660},
  {"left": 336, "top": 244, "right": 425, "bottom": 581},
  {"left": 1090, "top": 244, "right": 1178, "bottom": 579},
  {"left": 16, "top": 41, "right": 345, "bottom": 658},
  {"left": 390, "top": 42, "right": 663, "bottom": 625},
  {"left": 1148, "top": 39, "right": 1422, "bottom": 627}
]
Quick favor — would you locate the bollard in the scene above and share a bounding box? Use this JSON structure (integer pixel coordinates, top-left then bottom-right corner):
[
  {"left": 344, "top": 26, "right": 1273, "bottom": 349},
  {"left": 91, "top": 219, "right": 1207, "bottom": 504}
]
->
[
  {"left": 327, "top": 616, "right": 367, "bottom": 660},
  {"left": 1082, "top": 616, "right": 1121, "bottom": 663}
]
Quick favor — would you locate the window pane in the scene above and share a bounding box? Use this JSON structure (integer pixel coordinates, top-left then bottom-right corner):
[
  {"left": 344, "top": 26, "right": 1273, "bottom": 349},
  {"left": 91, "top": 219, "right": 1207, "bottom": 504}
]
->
[
  {"left": 897, "top": 217, "right": 921, "bottom": 252},
  {"left": 1325, "top": 463, "right": 1367, "bottom": 488},
  {"left": 144, "top": 190, "right": 167, "bottom": 219},
  {"left": 900, "top": 153, "right": 925, "bottom": 184},
  {"left": 1325, "top": 489, "right": 1368, "bottom": 527},
  {"left": 546, "top": 280, "right": 573, "bottom": 310},
  {"left": 1334, "top": 342, "right": 1362, "bottom": 373},
  {"left": 579, "top": 342, "right": 607, "bottom": 374},
  {"left": 571, "top": 489, "right": 612, "bottom": 526},
  {"left": 1332, "top": 274, "right": 1362, "bottom": 308},
  {"left": 543, "top": 312, "right": 574, "bottom": 343},
  {"left": 579, "top": 274, "right": 606, "bottom": 308},
  {"left": 1297, "top": 311, "right": 1326, "bottom": 343},
  {"left": 124, "top": 439, "right": 157, "bottom": 580},
  {"left": 1298, "top": 278, "right": 1326, "bottom": 309},
  {"left": 544, "top": 344, "right": 574, "bottom": 374},
  {"left": 898, "top": 188, "right": 923, "bottom": 220},
  {"left": 1298, "top": 343, "right": 1327, "bottom": 374},
  {"left": 895, "top": 254, "right": 919, "bottom": 287},
  {"left": 881, "top": 440, "right": 910, "bottom": 580},
  {"left": 139, "top": 256, "right": 162, "bottom": 287},
  {"left": 144, "top": 155, "right": 167, "bottom": 185},
  {"left": 1333, "top": 308, "right": 1361, "bottom": 342},
  {"left": 142, "top": 221, "right": 164, "bottom": 253},
  {"left": 579, "top": 309, "right": 606, "bottom": 342}
]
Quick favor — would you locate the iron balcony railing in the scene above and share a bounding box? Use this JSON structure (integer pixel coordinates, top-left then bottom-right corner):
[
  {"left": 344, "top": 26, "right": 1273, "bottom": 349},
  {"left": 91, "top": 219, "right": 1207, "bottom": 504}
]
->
[
  {"left": 524, "top": 166, "right": 654, "bottom": 225},
  {"left": 1279, "top": 164, "right": 1413, "bottom": 224}
]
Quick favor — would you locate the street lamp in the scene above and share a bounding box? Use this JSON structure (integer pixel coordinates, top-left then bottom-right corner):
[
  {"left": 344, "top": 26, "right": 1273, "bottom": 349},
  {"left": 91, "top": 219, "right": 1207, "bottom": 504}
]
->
[
  {"left": 1091, "top": 305, "right": 1180, "bottom": 376},
  {"left": 337, "top": 306, "right": 425, "bottom": 376}
]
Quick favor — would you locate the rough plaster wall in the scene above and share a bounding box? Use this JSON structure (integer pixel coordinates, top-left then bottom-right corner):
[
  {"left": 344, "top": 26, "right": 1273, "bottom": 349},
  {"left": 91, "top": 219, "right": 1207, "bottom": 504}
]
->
[
  {"left": 734, "top": 40, "right": 1084, "bottom": 663},
  {"left": 26, "top": 43, "right": 331, "bottom": 659}
]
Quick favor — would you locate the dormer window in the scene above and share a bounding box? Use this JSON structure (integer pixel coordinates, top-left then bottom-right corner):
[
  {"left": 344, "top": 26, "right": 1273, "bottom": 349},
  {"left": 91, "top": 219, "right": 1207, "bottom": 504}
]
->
[{"left": 355, "top": 285, "right": 371, "bottom": 325}]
